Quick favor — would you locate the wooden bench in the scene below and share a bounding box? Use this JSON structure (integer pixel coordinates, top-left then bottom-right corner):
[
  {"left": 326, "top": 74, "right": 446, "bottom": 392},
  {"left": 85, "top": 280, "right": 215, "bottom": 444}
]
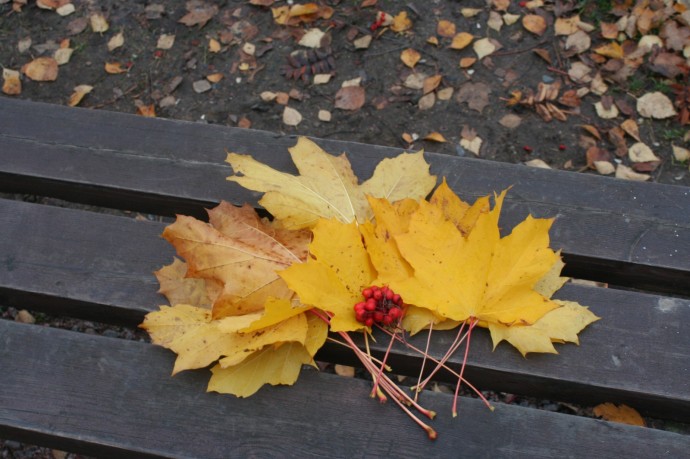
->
[{"left": 1, "top": 97, "right": 688, "bottom": 458}]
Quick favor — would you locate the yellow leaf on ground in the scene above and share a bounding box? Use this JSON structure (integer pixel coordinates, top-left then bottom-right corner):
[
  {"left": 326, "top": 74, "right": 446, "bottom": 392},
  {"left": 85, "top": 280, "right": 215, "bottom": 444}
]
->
[
  {"left": 594, "top": 42, "right": 624, "bottom": 59},
  {"left": 108, "top": 32, "right": 125, "bottom": 51},
  {"left": 280, "top": 219, "right": 376, "bottom": 332},
  {"left": 450, "top": 32, "right": 474, "bottom": 50},
  {"left": 226, "top": 137, "right": 436, "bottom": 229},
  {"left": 105, "top": 62, "right": 129, "bottom": 74},
  {"left": 593, "top": 403, "right": 646, "bottom": 427},
  {"left": 437, "top": 20, "right": 456, "bottom": 37},
  {"left": 522, "top": 14, "right": 547, "bottom": 36},
  {"left": 68, "top": 84, "right": 93, "bottom": 107},
  {"left": 2, "top": 69, "right": 21, "bottom": 95},
  {"left": 289, "top": 3, "right": 319, "bottom": 17},
  {"left": 208, "top": 38, "right": 221, "bottom": 53},
  {"left": 488, "top": 300, "right": 600, "bottom": 356},
  {"left": 90, "top": 13, "right": 109, "bottom": 33},
  {"left": 400, "top": 48, "right": 421, "bottom": 68},
  {"left": 423, "top": 132, "right": 447, "bottom": 142},
  {"left": 22, "top": 57, "right": 58, "bottom": 81},
  {"left": 136, "top": 104, "right": 156, "bottom": 117},
  {"left": 474, "top": 38, "right": 497, "bottom": 59},
  {"left": 391, "top": 11, "right": 412, "bottom": 32}
]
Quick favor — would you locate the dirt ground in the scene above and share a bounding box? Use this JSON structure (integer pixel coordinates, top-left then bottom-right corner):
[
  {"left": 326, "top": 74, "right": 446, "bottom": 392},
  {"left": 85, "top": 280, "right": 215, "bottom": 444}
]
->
[
  {"left": 1, "top": 0, "right": 690, "bottom": 457},
  {"left": 1, "top": 0, "right": 689, "bottom": 187}
]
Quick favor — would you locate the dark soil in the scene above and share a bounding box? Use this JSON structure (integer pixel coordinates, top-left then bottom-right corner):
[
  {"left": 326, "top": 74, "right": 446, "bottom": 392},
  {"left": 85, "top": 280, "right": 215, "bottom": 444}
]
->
[
  {"left": 2, "top": 0, "right": 690, "bottom": 456},
  {"left": 1, "top": 0, "right": 689, "bottom": 186}
]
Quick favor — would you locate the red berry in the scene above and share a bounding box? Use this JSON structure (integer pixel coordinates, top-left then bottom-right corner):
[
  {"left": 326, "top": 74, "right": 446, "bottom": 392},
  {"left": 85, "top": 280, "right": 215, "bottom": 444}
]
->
[
  {"left": 523, "top": 145, "right": 533, "bottom": 152},
  {"left": 385, "top": 290, "right": 394, "bottom": 300},
  {"left": 365, "top": 299, "right": 377, "bottom": 311},
  {"left": 374, "top": 311, "right": 384, "bottom": 322},
  {"left": 365, "top": 317, "right": 374, "bottom": 327},
  {"left": 354, "top": 302, "right": 365, "bottom": 312},
  {"left": 373, "top": 289, "right": 383, "bottom": 300},
  {"left": 559, "top": 144, "right": 566, "bottom": 150},
  {"left": 392, "top": 294, "right": 401, "bottom": 305},
  {"left": 382, "top": 315, "right": 393, "bottom": 325},
  {"left": 519, "top": 1, "right": 527, "bottom": 6},
  {"left": 389, "top": 308, "right": 400, "bottom": 320},
  {"left": 362, "top": 288, "right": 373, "bottom": 298}
]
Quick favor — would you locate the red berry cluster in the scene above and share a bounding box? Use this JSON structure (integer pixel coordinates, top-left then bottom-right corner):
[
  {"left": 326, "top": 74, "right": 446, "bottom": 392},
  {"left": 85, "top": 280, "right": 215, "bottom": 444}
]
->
[{"left": 354, "top": 285, "right": 403, "bottom": 327}]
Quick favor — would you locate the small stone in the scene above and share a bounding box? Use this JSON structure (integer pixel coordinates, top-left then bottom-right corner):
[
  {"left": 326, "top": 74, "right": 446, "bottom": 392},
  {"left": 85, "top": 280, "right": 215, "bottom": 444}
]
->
[
  {"left": 318, "top": 109, "right": 331, "bottom": 122},
  {"left": 193, "top": 79, "right": 212, "bottom": 93}
]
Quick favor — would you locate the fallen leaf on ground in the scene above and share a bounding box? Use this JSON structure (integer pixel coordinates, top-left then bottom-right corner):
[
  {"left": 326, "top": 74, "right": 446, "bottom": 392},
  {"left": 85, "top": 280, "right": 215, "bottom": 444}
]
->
[
  {"left": 22, "top": 57, "right": 58, "bottom": 81},
  {"left": 524, "top": 159, "right": 551, "bottom": 169},
  {"left": 298, "top": 28, "right": 325, "bottom": 48},
  {"left": 157, "top": 34, "right": 175, "bottom": 50},
  {"left": 136, "top": 103, "right": 156, "bottom": 117},
  {"left": 616, "top": 164, "right": 650, "bottom": 181},
  {"left": 672, "top": 144, "right": 690, "bottom": 162},
  {"left": 499, "top": 114, "right": 521, "bottom": 129},
  {"left": 208, "top": 38, "right": 221, "bottom": 53},
  {"left": 54, "top": 47, "right": 73, "bottom": 65},
  {"left": 226, "top": 137, "right": 436, "bottom": 229},
  {"left": 459, "top": 57, "right": 477, "bottom": 68},
  {"left": 474, "top": 38, "right": 497, "bottom": 59},
  {"left": 594, "top": 100, "right": 619, "bottom": 119},
  {"left": 400, "top": 48, "right": 421, "bottom": 68},
  {"left": 637, "top": 92, "right": 677, "bottom": 119},
  {"left": 456, "top": 81, "right": 491, "bottom": 113},
  {"left": 487, "top": 11, "right": 503, "bottom": 32},
  {"left": 391, "top": 11, "right": 412, "bottom": 32},
  {"left": 90, "top": 13, "right": 109, "bottom": 33},
  {"left": 460, "top": 136, "right": 482, "bottom": 156},
  {"left": 282, "top": 106, "right": 302, "bottom": 126},
  {"left": 424, "top": 132, "right": 447, "bottom": 142},
  {"left": 179, "top": 2, "right": 218, "bottom": 27},
  {"left": 423, "top": 75, "right": 442, "bottom": 94},
  {"left": 437, "top": 20, "right": 456, "bottom": 37},
  {"left": 628, "top": 142, "right": 660, "bottom": 162},
  {"left": 594, "top": 161, "right": 615, "bottom": 175},
  {"left": 105, "top": 62, "right": 129, "bottom": 74},
  {"left": 522, "top": 15, "right": 547, "bottom": 36},
  {"left": 2, "top": 69, "right": 21, "bottom": 95},
  {"left": 68, "top": 84, "right": 93, "bottom": 107},
  {"left": 107, "top": 31, "right": 124, "bottom": 51},
  {"left": 594, "top": 42, "right": 624, "bottom": 59},
  {"left": 620, "top": 119, "right": 641, "bottom": 141},
  {"left": 555, "top": 15, "right": 581, "bottom": 35},
  {"left": 334, "top": 85, "right": 365, "bottom": 110},
  {"left": 418, "top": 92, "right": 435, "bottom": 110},
  {"left": 593, "top": 403, "right": 645, "bottom": 427},
  {"left": 450, "top": 32, "right": 474, "bottom": 50}
]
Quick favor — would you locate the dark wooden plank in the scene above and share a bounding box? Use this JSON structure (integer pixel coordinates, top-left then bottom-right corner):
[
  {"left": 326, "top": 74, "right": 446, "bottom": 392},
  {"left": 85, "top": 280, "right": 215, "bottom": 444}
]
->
[
  {"left": 1, "top": 198, "right": 688, "bottom": 421},
  {"left": 2, "top": 320, "right": 687, "bottom": 459},
  {"left": 1, "top": 98, "right": 689, "bottom": 294}
]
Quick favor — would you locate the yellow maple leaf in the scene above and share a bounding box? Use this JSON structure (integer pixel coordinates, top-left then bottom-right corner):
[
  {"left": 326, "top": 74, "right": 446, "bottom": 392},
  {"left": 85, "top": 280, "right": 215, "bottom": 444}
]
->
[
  {"left": 389, "top": 190, "right": 561, "bottom": 325},
  {"left": 488, "top": 300, "right": 600, "bottom": 356},
  {"left": 162, "top": 202, "right": 310, "bottom": 318},
  {"left": 226, "top": 137, "right": 436, "bottom": 229},
  {"left": 140, "top": 304, "right": 309, "bottom": 375},
  {"left": 154, "top": 258, "right": 220, "bottom": 310},
  {"left": 279, "top": 218, "right": 376, "bottom": 332}
]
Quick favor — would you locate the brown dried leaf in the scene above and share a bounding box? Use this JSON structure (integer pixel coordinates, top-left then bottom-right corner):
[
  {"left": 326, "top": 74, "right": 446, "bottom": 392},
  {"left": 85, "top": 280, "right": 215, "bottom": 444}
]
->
[
  {"left": 105, "top": 62, "right": 129, "bottom": 74},
  {"left": 593, "top": 403, "right": 645, "bottom": 427},
  {"left": 423, "top": 75, "right": 442, "bottom": 95},
  {"left": 450, "top": 32, "right": 474, "bottom": 50},
  {"left": 418, "top": 92, "right": 435, "bottom": 110},
  {"left": 456, "top": 81, "right": 491, "bottom": 113},
  {"left": 580, "top": 124, "right": 601, "bottom": 140},
  {"left": 586, "top": 146, "right": 611, "bottom": 168},
  {"left": 608, "top": 126, "right": 628, "bottom": 157},
  {"left": 2, "top": 69, "right": 21, "bottom": 95},
  {"left": 616, "top": 164, "right": 650, "bottom": 181},
  {"left": 137, "top": 104, "right": 156, "bottom": 117},
  {"left": 22, "top": 57, "right": 58, "bottom": 81},
  {"left": 522, "top": 15, "right": 547, "bottom": 36},
  {"left": 600, "top": 22, "right": 619, "bottom": 39},
  {"left": 437, "top": 20, "right": 456, "bottom": 38},
  {"left": 423, "top": 132, "right": 447, "bottom": 143},
  {"left": 620, "top": 119, "right": 640, "bottom": 142},
  {"left": 459, "top": 57, "right": 477, "bottom": 68},
  {"left": 628, "top": 142, "right": 660, "bottom": 162},
  {"left": 533, "top": 48, "right": 552, "bottom": 64},
  {"left": 334, "top": 86, "right": 365, "bottom": 111},
  {"left": 179, "top": 2, "right": 218, "bottom": 27},
  {"left": 209, "top": 38, "right": 221, "bottom": 53}
]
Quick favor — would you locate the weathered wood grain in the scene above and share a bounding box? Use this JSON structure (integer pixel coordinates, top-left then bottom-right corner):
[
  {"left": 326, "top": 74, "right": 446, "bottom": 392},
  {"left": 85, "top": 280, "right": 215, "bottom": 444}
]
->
[
  {"left": 2, "top": 320, "right": 688, "bottom": 459},
  {"left": 1, "top": 98, "right": 689, "bottom": 293},
  {"left": 1, "top": 198, "right": 687, "bottom": 421}
]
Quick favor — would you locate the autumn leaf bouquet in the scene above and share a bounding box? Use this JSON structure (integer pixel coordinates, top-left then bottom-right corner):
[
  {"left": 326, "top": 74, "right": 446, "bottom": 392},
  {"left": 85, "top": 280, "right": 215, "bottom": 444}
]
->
[{"left": 141, "top": 138, "right": 598, "bottom": 438}]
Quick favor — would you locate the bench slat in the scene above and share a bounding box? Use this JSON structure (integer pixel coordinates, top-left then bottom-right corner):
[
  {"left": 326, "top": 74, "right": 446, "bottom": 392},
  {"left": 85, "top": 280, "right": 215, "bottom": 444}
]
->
[
  {"left": 1, "top": 99, "right": 689, "bottom": 294},
  {"left": 1, "top": 320, "right": 688, "bottom": 459},
  {"left": 1, "top": 198, "right": 687, "bottom": 421}
]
